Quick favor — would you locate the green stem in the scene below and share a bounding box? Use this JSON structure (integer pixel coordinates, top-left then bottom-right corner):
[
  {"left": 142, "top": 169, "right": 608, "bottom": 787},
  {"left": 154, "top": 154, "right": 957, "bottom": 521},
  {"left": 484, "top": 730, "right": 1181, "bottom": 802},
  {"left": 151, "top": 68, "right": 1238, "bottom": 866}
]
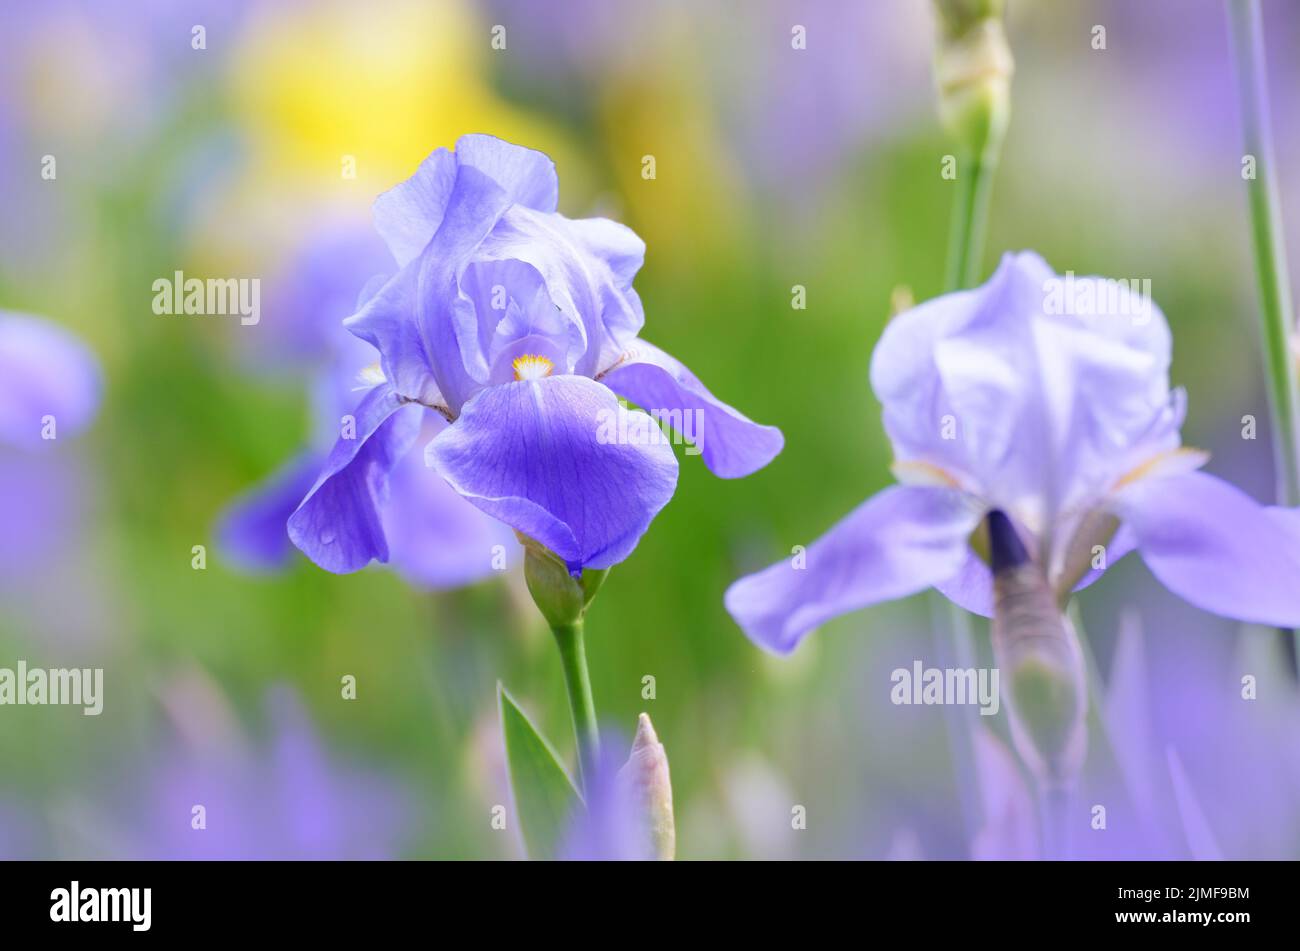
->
[
  {"left": 929, "top": 595, "right": 982, "bottom": 841},
  {"left": 933, "top": 103, "right": 1005, "bottom": 852},
  {"left": 1228, "top": 0, "right": 1300, "bottom": 507},
  {"left": 944, "top": 154, "right": 997, "bottom": 292},
  {"left": 551, "top": 620, "right": 600, "bottom": 791}
]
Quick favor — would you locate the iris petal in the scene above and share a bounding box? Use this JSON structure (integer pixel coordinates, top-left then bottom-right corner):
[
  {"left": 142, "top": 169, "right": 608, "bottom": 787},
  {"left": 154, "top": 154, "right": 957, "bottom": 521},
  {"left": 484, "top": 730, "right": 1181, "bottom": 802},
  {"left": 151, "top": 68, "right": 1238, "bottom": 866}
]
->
[
  {"left": 602, "top": 338, "right": 784, "bottom": 478},
  {"left": 415, "top": 165, "right": 519, "bottom": 413},
  {"left": 372, "top": 135, "right": 557, "bottom": 268},
  {"left": 372, "top": 148, "right": 457, "bottom": 267},
  {"left": 472, "top": 206, "right": 643, "bottom": 378},
  {"left": 287, "top": 384, "right": 423, "bottom": 573},
  {"left": 725, "top": 486, "right": 981, "bottom": 655},
  {"left": 1116, "top": 470, "right": 1300, "bottom": 626},
  {"left": 454, "top": 134, "right": 559, "bottom": 213},
  {"left": 425, "top": 375, "right": 678, "bottom": 571},
  {"left": 871, "top": 252, "right": 1182, "bottom": 529},
  {"left": 383, "top": 416, "right": 519, "bottom": 587},
  {"left": 218, "top": 451, "right": 323, "bottom": 572},
  {"left": 344, "top": 264, "right": 444, "bottom": 410}
]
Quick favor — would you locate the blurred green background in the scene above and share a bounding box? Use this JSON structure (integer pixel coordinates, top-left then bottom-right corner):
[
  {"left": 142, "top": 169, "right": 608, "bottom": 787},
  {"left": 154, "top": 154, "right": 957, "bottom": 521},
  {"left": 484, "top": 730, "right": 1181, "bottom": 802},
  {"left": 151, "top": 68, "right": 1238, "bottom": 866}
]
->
[{"left": 1, "top": 0, "right": 1298, "bottom": 859}]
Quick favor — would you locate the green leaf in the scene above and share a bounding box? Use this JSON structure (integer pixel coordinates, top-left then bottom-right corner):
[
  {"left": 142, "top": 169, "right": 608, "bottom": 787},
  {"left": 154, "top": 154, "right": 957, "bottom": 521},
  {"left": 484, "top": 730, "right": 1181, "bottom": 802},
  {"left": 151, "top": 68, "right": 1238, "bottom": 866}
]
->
[{"left": 498, "top": 683, "right": 582, "bottom": 860}]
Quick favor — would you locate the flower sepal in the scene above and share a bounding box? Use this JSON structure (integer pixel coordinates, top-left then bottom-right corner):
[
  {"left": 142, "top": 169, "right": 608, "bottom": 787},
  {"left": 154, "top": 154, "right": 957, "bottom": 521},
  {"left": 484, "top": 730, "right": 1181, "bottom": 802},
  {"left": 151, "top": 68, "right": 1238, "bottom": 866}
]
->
[
  {"left": 519, "top": 532, "right": 609, "bottom": 628},
  {"left": 520, "top": 533, "right": 584, "bottom": 628}
]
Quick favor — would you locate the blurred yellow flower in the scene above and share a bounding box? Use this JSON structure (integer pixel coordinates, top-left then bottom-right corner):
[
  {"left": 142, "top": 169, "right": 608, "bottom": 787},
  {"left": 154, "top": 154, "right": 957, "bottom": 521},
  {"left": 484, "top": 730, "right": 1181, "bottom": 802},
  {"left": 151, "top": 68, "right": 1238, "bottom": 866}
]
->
[
  {"left": 190, "top": 0, "right": 586, "bottom": 294},
  {"left": 228, "top": 0, "right": 576, "bottom": 194}
]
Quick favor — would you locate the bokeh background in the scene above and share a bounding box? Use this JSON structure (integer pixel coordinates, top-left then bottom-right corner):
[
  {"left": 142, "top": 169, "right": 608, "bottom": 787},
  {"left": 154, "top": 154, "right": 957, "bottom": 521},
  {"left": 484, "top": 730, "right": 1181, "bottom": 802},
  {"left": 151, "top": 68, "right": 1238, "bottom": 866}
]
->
[{"left": 2, "top": 0, "right": 1299, "bottom": 859}]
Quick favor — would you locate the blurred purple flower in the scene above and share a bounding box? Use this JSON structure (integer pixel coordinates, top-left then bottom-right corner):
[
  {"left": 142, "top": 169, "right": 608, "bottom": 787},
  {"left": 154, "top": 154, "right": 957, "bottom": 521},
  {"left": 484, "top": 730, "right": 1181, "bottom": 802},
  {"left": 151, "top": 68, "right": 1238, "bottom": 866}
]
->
[
  {"left": 968, "top": 724, "right": 1038, "bottom": 861},
  {"left": 558, "top": 729, "right": 655, "bottom": 861},
  {"left": 484, "top": 0, "right": 930, "bottom": 193},
  {"left": 0, "top": 2, "right": 254, "bottom": 273},
  {"left": 133, "top": 689, "right": 409, "bottom": 861},
  {"left": 0, "top": 799, "right": 39, "bottom": 860},
  {"left": 0, "top": 312, "right": 100, "bottom": 448},
  {"left": 0, "top": 311, "right": 101, "bottom": 580},
  {"left": 1088, "top": 0, "right": 1300, "bottom": 164},
  {"left": 960, "top": 608, "right": 1300, "bottom": 861},
  {"left": 289, "top": 134, "right": 782, "bottom": 576},
  {"left": 712, "top": 0, "right": 931, "bottom": 190},
  {"left": 728, "top": 251, "right": 1300, "bottom": 653},
  {"left": 483, "top": 0, "right": 659, "bottom": 81},
  {"left": 1079, "top": 611, "right": 1300, "bottom": 860},
  {"left": 216, "top": 220, "right": 516, "bottom": 588}
]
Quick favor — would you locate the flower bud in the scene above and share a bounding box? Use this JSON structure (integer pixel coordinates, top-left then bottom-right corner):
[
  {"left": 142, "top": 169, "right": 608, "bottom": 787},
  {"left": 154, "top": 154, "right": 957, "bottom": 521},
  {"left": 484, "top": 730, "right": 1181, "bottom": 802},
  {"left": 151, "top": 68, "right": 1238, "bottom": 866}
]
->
[
  {"left": 618, "top": 713, "right": 676, "bottom": 860},
  {"left": 933, "top": 0, "right": 1004, "bottom": 32},
  {"left": 519, "top": 533, "right": 586, "bottom": 628},
  {"left": 931, "top": 0, "right": 1013, "bottom": 160},
  {"left": 518, "top": 534, "right": 612, "bottom": 629},
  {"left": 987, "top": 511, "right": 1087, "bottom": 786}
]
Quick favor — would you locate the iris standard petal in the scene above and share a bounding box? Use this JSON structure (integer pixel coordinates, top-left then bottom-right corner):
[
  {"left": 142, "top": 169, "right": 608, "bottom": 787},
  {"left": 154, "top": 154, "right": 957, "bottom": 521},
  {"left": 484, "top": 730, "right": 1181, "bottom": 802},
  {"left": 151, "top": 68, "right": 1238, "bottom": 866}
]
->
[
  {"left": 287, "top": 385, "right": 423, "bottom": 573},
  {"left": 344, "top": 263, "right": 445, "bottom": 409},
  {"left": 454, "top": 133, "right": 559, "bottom": 213},
  {"left": 425, "top": 375, "right": 678, "bottom": 572},
  {"left": 217, "top": 451, "right": 323, "bottom": 572},
  {"left": 1115, "top": 470, "right": 1300, "bottom": 626},
  {"left": 601, "top": 339, "right": 784, "bottom": 478},
  {"left": 870, "top": 252, "right": 1181, "bottom": 529},
  {"left": 415, "top": 164, "right": 518, "bottom": 412},
  {"left": 372, "top": 147, "right": 458, "bottom": 268},
  {"left": 725, "top": 486, "right": 981, "bottom": 655},
  {"left": 472, "top": 206, "right": 644, "bottom": 378},
  {"left": 0, "top": 312, "right": 101, "bottom": 449},
  {"left": 372, "top": 136, "right": 558, "bottom": 269}
]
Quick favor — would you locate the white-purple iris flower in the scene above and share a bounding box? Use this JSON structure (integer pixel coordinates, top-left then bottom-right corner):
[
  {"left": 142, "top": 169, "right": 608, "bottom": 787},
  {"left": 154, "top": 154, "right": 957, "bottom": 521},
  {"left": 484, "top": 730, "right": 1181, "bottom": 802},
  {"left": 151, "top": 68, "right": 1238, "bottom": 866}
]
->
[
  {"left": 727, "top": 251, "right": 1300, "bottom": 654},
  {"left": 217, "top": 221, "right": 515, "bottom": 589},
  {"left": 289, "top": 134, "right": 783, "bottom": 576}
]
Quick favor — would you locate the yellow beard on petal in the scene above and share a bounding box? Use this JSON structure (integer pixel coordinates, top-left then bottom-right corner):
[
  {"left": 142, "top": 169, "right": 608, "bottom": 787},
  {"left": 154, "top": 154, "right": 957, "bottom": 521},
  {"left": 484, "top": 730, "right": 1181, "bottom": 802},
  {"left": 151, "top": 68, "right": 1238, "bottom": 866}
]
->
[
  {"left": 512, "top": 354, "right": 554, "bottom": 381},
  {"left": 1113, "top": 446, "right": 1211, "bottom": 490},
  {"left": 890, "top": 459, "right": 964, "bottom": 489}
]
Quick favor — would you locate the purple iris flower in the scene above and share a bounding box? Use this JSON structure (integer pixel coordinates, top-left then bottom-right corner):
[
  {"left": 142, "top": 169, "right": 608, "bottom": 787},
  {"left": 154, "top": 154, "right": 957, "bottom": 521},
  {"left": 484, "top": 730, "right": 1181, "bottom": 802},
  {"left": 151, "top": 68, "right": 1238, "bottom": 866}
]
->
[
  {"left": 289, "top": 134, "right": 783, "bottom": 575},
  {"left": 0, "top": 311, "right": 101, "bottom": 578},
  {"left": 217, "top": 221, "right": 517, "bottom": 588},
  {"left": 727, "top": 251, "right": 1300, "bottom": 653}
]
